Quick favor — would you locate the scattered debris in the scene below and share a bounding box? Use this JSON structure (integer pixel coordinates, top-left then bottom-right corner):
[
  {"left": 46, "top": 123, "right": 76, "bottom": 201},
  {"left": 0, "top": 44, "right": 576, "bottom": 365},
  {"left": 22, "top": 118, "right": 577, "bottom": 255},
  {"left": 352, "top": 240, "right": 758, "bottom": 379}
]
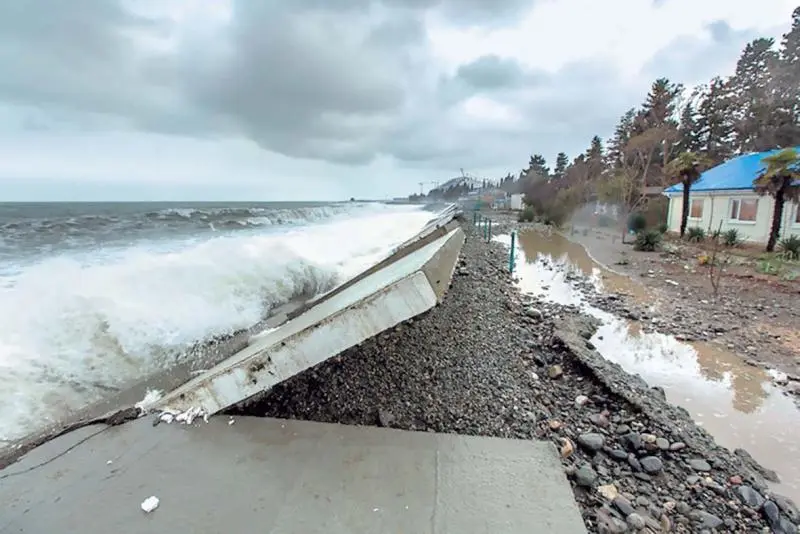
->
[
  {"left": 157, "top": 406, "right": 208, "bottom": 425},
  {"left": 134, "top": 389, "right": 163, "bottom": 412},
  {"left": 140, "top": 496, "right": 159, "bottom": 513}
]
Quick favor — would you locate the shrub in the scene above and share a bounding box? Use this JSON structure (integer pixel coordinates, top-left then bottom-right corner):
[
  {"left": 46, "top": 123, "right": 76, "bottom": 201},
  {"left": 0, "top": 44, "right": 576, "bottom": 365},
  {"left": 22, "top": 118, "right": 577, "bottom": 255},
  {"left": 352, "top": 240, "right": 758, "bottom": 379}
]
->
[
  {"left": 757, "top": 259, "right": 779, "bottom": 275},
  {"left": 518, "top": 207, "right": 535, "bottom": 223},
  {"left": 710, "top": 229, "right": 722, "bottom": 242},
  {"left": 597, "top": 214, "right": 614, "bottom": 228},
  {"left": 628, "top": 212, "right": 647, "bottom": 233},
  {"left": 779, "top": 234, "right": 800, "bottom": 260},
  {"left": 658, "top": 222, "right": 668, "bottom": 234},
  {"left": 634, "top": 229, "right": 663, "bottom": 251},
  {"left": 723, "top": 229, "right": 742, "bottom": 248},
  {"left": 686, "top": 227, "right": 705, "bottom": 242}
]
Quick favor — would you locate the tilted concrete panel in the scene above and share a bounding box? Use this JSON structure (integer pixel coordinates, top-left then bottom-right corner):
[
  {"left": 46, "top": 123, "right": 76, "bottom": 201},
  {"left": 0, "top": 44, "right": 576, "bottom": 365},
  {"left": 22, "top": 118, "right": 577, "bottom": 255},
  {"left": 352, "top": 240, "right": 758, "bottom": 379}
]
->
[{"left": 154, "top": 227, "right": 466, "bottom": 416}]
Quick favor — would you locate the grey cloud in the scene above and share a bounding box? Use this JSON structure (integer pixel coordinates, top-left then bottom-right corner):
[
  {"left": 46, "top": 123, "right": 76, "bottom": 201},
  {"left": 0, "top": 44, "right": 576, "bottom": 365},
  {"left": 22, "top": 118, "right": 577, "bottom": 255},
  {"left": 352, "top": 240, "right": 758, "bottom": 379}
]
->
[
  {"left": 642, "top": 22, "right": 770, "bottom": 85},
  {"left": 456, "top": 55, "right": 528, "bottom": 90},
  {"left": 2, "top": 0, "right": 753, "bottom": 179}
]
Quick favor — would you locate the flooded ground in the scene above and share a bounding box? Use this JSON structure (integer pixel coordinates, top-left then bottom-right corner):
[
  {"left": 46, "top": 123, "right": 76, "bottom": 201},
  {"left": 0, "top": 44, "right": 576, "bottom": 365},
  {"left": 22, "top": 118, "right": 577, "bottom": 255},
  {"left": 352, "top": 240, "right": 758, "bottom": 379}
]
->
[{"left": 498, "top": 228, "right": 800, "bottom": 501}]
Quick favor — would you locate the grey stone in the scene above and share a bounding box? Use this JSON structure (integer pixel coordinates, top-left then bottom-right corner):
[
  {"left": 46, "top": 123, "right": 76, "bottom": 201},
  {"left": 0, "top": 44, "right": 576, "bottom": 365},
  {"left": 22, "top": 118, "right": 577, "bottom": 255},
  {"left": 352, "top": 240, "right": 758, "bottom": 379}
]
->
[
  {"left": 655, "top": 438, "right": 669, "bottom": 450},
  {"left": 669, "top": 442, "right": 686, "bottom": 452},
  {"left": 639, "top": 456, "right": 663, "bottom": 475},
  {"left": 735, "top": 485, "right": 765, "bottom": 510},
  {"left": 609, "top": 449, "right": 628, "bottom": 461},
  {"left": 613, "top": 496, "right": 635, "bottom": 516},
  {"left": 620, "top": 432, "right": 641, "bottom": 452},
  {"left": 626, "top": 512, "right": 646, "bottom": 530},
  {"left": 688, "top": 458, "right": 711, "bottom": 471},
  {"left": 547, "top": 365, "right": 563, "bottom": 379},
  {"left": 691, "top": 510, "right": 723, "bottom": 529},
  {"left": 577, "top": 432, "right": 606, "bottom": 452},
  {"left": 574, "top": 465, "right": 597, "bottom": 487}
]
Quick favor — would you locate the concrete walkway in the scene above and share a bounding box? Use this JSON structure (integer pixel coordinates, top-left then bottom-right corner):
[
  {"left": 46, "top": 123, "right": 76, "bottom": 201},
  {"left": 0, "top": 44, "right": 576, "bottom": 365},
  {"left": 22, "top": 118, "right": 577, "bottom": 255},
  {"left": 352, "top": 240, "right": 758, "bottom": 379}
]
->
[{"left": 1, "top": 417, "right": 586, "bottom": 534}]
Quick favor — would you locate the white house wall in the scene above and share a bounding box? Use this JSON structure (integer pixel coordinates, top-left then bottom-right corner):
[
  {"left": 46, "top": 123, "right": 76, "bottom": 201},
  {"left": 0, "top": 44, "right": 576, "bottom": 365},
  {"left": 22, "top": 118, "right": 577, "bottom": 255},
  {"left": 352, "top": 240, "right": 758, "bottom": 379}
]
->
[{"left": 666, "top": 192, "right": 800, "bottom": 245}]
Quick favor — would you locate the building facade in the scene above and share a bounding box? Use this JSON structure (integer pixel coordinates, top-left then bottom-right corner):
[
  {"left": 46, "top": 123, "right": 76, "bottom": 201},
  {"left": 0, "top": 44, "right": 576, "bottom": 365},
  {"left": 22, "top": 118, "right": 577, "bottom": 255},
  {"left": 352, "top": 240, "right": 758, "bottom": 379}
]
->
[{"left": 663, "top": 149, "right": 800, "bottom": 244}]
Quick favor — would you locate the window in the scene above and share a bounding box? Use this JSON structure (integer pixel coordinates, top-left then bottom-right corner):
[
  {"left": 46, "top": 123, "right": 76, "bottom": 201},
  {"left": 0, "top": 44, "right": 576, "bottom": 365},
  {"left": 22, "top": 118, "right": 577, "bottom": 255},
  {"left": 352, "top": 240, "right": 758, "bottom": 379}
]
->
[
  {"left": 689, "top": 199, "right": 704, "bottom": 219},
  {"left": 729, "top": 198, "right": 758, "bottom": 222}
]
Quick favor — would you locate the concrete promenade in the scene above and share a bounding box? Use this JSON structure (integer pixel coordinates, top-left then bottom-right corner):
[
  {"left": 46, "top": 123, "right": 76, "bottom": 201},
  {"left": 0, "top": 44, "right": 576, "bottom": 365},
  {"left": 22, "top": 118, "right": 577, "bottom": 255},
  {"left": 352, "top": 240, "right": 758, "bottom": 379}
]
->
[{"left": 0, "top": 417, "right": 586, "bottom": 534}]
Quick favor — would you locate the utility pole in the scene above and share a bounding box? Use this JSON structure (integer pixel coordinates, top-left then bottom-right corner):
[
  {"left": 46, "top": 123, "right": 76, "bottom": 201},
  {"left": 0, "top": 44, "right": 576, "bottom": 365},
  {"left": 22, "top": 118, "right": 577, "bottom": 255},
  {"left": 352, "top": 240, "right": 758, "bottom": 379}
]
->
[{"left": 418, "top": 182, "right": 424, "bottom": 195}]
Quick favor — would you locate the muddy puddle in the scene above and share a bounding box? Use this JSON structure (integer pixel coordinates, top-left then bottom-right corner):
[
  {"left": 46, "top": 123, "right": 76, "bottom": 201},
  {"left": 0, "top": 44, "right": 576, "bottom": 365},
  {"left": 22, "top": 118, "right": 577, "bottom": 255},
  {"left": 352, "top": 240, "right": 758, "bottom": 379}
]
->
[{"left": 497, "top": 228, "right": 800, "bottom": 501}]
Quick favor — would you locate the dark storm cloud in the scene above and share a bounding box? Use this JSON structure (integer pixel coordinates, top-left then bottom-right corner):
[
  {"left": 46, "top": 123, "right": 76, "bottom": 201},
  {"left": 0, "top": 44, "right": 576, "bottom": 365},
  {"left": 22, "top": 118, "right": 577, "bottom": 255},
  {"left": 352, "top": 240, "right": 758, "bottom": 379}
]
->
[{"left": 0, "top": 0, "right": 766, "bottom": 174}]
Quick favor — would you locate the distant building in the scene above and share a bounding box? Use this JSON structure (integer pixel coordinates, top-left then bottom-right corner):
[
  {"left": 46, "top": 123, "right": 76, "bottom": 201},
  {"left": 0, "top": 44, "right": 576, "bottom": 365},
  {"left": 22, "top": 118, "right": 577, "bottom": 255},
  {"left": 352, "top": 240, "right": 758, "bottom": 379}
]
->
[
  {"left": 662, "top": 148, "right": 800, "bottom": 244},
  {"left": 510, "top": 193, "right": 524, "bottom": 211}
]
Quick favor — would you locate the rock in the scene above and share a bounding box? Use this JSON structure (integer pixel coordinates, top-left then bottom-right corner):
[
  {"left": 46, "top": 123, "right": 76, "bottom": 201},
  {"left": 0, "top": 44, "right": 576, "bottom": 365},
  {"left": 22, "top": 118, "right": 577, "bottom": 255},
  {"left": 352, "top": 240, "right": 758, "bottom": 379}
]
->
[
  {"left": 688, "top": 458, "right": 712, "bottom": 471},
  {"left": 640, "top": 433, "right": 656, "bottom": 444},
  {"left": 595, "top": 507, "right": 629, "bottom": 534},
  {"left": 640, "top": 456, "right": 663, "bottom": 475},
  {"left": 627, "top": 454, "right": 641, "bottom": 472},
  {"left": 377, "top": 409, "right": 394, "bottom": 428},
  {"left": 735, "top": 485, "right": 765, "bottom": 510},
  {"left": 691, "top": 510, "right": 723, "bottom": 529},
  {"left": 574, "top": 465, "right": 597, "bottom": 487},
  {"left": 525, "top": 307, "right": 543, "bottom": 321},
  {"left": 597, "top": 484, "right": 619, "bottom": 501},
  {"left": 613, "top": 495, "right": 635, "bottom": 516},
  {"left": 729, "top": 474, "right": 742, "bottom": 485},
  {"left": 626, "top": 512, "right": 646, "bottom": 530},
  {"left": 560, "top": 437, "right": 574, "bottom": 459},
  {"left": 676, "top": 502, "right": 691, "bottom": 516},
  {"left": 655, "top": 437, "right": 669, "bottom": 451},
  {"left": 577, "top": 432, "right": 606, "bottom": 452},
  {"left": 620, "top": 432, "right": 641, "bottom": 452},
  {"left": 547, "top": 365, "right": 563, "bottom": 379},
  {"left": 609, "top": 449, "right": 628, "bottom": 461},
  {"left": 615, "top": 424, "right": 631, "bottom": 435},
  {"left": 773, "top": 494, "right": 800, "bottom": 523},
  {"left": 574, "top": 394, "right": 590, "bottom": 407},
  {"left": 669, "top": 442, "right": 686, "bottom": 452}
]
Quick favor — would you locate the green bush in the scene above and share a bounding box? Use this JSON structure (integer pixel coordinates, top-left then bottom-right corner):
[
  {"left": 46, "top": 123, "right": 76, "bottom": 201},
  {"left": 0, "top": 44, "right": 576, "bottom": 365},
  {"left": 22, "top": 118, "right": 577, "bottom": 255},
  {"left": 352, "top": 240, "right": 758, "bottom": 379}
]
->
[
  {"left": 658, "top": 222, "right": 668, "bottom": 234},
  {"left": 686, "top": 227, "right": 705, "bottom": 242},
  {"left": 628, "top": 212, "right": 647, "bottom": 233},
  {"left": 723, "top": 229, "right": 742, "bottom": 248},
  {"left": 518, "top": 207, "right": 535, "bottom": 223},
  {"left": 779, "top": 234, "right": 800, "bottom": 260},
  {"left": 710, "top": 229, "right": 722, "bottom": 242},
  {"left": 633, "top": 229, "right": 663, "bottom": 251}
]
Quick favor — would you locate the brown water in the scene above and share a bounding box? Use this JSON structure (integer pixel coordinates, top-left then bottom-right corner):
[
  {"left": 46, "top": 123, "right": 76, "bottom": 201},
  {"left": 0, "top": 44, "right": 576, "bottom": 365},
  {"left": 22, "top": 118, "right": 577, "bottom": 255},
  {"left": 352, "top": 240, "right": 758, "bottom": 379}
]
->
[{"left": 500, "top": 228, "right": 800, "bottom": 501}]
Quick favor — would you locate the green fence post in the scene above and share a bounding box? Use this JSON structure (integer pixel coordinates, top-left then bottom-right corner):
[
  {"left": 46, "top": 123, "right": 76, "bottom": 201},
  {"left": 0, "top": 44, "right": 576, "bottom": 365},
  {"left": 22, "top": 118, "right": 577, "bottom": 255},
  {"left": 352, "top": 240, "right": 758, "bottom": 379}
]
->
[
  {"left": 483, "top": 219, "right": 488, "bottom": 240},
  {"left": 509, "top": 231, "right": 516, "bottom": 273},
  {"left": 473, "top": 211, "right": 476, "bottom": 224},
  {"left": 487, "top": 219, "right": 492, "bottom": 241}
]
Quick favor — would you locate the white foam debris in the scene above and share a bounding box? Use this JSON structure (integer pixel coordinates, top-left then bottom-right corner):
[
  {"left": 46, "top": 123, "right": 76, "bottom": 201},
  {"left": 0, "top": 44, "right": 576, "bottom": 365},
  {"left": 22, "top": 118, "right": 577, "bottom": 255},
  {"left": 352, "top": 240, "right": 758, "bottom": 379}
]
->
[
  {"left": 134, "top": 389, "right": 163, "bottom": 412},
  {"left": 140, "top": 496, "right": 159, "bottom": 513},
  {"left": 189, "top": 369, "right": 208, "bottom": 376},
  {"left": 106, "top": 460, "right": 113, "bottom": 465},
  {"left": 228, "top": 418, "right": 235, "bottom": 425},
  {"left": 158, "top": 406, "right": 208, "bottom": 425}
]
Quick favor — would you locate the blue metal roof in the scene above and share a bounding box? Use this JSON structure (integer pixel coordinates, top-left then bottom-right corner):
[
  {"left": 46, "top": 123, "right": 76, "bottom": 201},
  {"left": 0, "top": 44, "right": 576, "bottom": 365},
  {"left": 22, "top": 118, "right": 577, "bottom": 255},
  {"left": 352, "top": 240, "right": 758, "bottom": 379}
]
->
[{"left": 664, "top": 147, "right": 800, "bottom": 194}]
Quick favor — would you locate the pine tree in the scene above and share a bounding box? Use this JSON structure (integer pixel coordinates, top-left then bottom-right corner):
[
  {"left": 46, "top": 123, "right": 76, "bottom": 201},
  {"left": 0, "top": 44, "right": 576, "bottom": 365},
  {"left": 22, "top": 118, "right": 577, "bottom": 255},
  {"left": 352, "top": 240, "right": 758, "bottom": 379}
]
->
[
  {"left": 696, "top": 77, "right": 735, "bottom": 164},
  {"left": 777, "top": 7, "right": 800, "bottom": 145},
  {"left": 641, "top": 78, "right": 683, "bottom": 128},
  {"left": 677, "top": 101, "right": 702, "bottom": 153},
  {"left": 607, "top": 109, "right": 636, "bottom": 169},
  {"left": 525, "top": 154, "right": 550, "bottom": 179},
  {"left": 553, "top": 152, "right": 569, "bottom": 180},
  {"left": 728, "top": 38, "right": 783, "bottom": 151}
]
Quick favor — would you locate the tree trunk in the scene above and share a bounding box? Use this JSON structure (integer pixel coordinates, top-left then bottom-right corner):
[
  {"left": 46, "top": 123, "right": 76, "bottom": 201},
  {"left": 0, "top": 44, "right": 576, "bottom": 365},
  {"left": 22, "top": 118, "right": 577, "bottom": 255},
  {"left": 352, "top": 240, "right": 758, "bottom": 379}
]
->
[
  {"left": 766, "top": 188, "right": 785, "bottom": 252},
  {"left": 680, "top": 180, "right": 691, "bottom": 238}
]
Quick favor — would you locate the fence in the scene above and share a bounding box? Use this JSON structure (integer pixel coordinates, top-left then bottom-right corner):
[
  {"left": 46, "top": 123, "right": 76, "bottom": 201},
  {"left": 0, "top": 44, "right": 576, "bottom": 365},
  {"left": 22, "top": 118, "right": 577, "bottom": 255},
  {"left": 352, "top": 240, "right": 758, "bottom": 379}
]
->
[{"left": 472, "top": 211, "right": 517, "bottom": 274}]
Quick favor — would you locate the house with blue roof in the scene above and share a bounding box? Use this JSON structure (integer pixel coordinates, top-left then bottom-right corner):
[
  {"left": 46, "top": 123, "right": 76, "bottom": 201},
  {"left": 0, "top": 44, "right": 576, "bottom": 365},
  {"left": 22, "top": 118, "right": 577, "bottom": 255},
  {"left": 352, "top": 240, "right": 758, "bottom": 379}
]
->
[{"left": 662, "top": 148, "right": 800, "bottom": 245}]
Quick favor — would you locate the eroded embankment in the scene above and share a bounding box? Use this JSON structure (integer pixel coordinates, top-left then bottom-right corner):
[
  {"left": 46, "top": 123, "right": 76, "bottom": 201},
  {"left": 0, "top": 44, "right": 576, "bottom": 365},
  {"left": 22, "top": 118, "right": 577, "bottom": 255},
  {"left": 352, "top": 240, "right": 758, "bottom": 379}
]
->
[{"left": 226, "top": 220, "right": 799, "bottom": 533}]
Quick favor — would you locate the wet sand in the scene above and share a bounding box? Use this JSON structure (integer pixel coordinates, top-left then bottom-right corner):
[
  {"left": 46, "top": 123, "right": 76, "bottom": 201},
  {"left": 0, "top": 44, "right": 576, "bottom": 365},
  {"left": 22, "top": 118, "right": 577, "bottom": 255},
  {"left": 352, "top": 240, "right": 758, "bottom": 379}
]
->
[{"left": 508, "top": 227, "right": 800, "bottom": 501}]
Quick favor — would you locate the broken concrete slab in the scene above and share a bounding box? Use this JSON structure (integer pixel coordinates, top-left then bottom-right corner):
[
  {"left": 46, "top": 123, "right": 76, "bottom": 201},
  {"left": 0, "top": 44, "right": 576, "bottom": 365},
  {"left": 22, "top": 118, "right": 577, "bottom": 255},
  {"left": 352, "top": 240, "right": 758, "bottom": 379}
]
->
[
  {"left": 0, "top": 416, "right": 586, "bottom": 534},
  {"left": 153, "top": 226, "right": 466, "bottom": 417}
]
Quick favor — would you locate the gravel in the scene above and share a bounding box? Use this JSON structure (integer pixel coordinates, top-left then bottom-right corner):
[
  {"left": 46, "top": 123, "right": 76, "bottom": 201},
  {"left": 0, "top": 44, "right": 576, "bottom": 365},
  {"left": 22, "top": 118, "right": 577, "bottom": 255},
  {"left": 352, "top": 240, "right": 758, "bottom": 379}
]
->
[{"left": 228, "top": 220, "right": 799, "bottom": 533}]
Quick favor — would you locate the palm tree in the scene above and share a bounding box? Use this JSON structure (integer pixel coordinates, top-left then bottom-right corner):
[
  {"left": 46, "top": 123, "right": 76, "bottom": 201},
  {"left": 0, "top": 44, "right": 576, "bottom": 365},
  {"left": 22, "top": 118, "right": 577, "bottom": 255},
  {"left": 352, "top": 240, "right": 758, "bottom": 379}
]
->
[
  {"left": 755, "top": 148, "right": 800, "bottom": 252},
  {"left": 666, "top": 151, "right": 712, "bottom": 238}
]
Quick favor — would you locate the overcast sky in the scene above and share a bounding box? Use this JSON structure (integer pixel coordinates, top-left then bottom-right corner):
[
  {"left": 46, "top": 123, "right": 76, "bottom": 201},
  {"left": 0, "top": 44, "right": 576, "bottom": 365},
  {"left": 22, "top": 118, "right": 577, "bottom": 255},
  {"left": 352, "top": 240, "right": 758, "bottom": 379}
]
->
[{"left": 0, "top": 0, "right": 795, "bottom": 201}]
